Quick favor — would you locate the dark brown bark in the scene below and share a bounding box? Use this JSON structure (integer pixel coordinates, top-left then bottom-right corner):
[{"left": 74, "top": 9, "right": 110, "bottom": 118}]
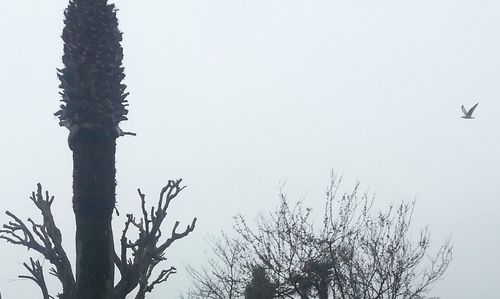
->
[
  {"left": 73, "top": 128, "right": 116, "bottom": 298},
  {"left": 58, "top": 0, "right": 127, "bottom": 297}
]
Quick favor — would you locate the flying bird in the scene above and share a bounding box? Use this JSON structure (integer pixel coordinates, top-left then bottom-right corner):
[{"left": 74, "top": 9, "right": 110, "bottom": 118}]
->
[{"left": 461, "top": 103, "right": 479, "bottom": 119}]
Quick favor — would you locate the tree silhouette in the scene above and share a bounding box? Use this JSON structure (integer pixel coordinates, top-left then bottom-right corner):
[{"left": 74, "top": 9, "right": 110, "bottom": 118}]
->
[
  {"left": 56, "top": 0, "right": 132, "bottom": 297},
  {"left": 188, "top": 174, "right": 452, "bottom": 299},
  {"left": 0, "top": 1, "right": 196, "bottom": 298}
]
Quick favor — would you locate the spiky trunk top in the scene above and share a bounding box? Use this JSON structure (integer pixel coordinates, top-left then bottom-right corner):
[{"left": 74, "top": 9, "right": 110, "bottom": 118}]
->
[{"left": 56, "top": 0, "right": 128, "bottom": 141}]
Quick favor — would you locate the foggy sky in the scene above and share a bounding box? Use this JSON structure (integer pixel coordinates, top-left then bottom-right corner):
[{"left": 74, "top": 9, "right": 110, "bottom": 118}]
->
[{"left": 1, "top": 0, "right": 499, "bottom": 298}]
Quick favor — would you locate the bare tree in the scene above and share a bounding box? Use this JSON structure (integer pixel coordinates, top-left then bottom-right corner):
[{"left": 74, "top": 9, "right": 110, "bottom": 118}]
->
[
  {"left": 1, "top": 0, "right": 197, "bottom": 298},
  {"left": 187, "top": 174, "right": 452, "bottom": 299},
  {"left": 1, "top": 180, "right": 196, "bottom": 299}
]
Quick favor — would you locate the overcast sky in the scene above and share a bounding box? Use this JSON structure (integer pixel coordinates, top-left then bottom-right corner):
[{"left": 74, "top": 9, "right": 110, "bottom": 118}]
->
[{"left": 1, "top": 0, "right": 500, "bottom": 298}]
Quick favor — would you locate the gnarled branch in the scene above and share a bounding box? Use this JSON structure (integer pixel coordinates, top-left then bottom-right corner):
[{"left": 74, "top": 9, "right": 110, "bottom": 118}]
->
[
  {"left": 113, "top": 179, "right": 197, "bottom": 299},
  {"left": 18, "top": 258, "right": 53, "bottom": 299},
  {"left": 0, "top": 184, "right": 75, "bottom": 299}
]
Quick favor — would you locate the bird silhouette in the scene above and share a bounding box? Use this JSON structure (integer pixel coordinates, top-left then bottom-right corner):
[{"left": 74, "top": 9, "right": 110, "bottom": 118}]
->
[{"left": 461, "top": 103, "right": 479, "bottom": 119}]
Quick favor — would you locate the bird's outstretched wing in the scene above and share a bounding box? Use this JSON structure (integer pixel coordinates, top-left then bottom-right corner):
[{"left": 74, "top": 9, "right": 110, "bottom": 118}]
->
[
  {"left": 461, "top": 105, "right": 468, "bottom": 116},
  {"left": 467, "top": 103, "right": 479, "bottom": 116}
]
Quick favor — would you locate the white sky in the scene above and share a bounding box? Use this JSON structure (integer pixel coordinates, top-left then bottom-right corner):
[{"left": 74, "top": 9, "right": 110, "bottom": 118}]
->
[{"left": 1, "top": 0, "right": 500, "bottom": 298}]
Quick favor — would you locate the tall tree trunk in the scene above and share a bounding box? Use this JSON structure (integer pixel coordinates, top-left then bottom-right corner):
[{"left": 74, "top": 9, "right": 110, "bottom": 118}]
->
[
  {"left": 56, "top": 0, "right": 129, "bottom": 297},
  {"left": 73, "top": 130, "right": 116, "bottom": 298}
]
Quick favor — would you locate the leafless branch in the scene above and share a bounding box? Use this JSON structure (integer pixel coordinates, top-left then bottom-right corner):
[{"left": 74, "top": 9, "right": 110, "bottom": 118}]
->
[
  {"left": 187, "top": 233, "right": 248, "bottom": 299},
  {"left": 0, "top": 184, "right": 75, "bottom": 298},
  {"left": 113, "top": 179, "right": 197, "bottom": 299},
  {"left": 18, "top": 258, "right": 54, "bottom": 299},
  {"left": 143, "top": 266, "right": 177, "bottom": 294}
]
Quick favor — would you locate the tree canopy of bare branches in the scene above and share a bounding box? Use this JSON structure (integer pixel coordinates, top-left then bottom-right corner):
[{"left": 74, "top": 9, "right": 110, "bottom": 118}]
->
[{"left": 187, "top": 174, "right": 452, "bottom": 299}]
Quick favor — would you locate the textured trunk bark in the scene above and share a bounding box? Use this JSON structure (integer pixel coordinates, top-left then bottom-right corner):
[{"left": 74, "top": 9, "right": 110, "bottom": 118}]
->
[{"left": 72, "top": 129, "right": 115, "bottom": 299}]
